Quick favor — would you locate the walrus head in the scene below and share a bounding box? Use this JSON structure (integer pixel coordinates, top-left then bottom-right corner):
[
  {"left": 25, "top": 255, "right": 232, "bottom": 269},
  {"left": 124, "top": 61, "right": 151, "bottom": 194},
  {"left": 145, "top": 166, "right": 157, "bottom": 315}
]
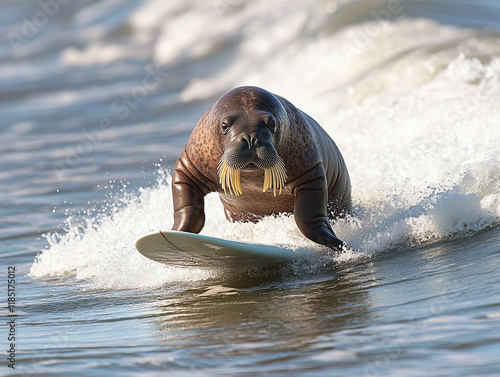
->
[{"left": 212, "top": 86, "right": 288, "bottom": 197}]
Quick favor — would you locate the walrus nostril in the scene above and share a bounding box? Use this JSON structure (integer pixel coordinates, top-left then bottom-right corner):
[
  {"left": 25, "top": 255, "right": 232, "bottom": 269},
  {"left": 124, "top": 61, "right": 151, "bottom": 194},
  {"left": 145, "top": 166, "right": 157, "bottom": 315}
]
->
[
  {"left": 250, "top": 133, "right": 258, "bottom": 148},
  {"left": 240, "top": 134, "right": 251, "bottom": 148},
  {"left": 239, "top": 133, "right": 260, "bottom": 149}
]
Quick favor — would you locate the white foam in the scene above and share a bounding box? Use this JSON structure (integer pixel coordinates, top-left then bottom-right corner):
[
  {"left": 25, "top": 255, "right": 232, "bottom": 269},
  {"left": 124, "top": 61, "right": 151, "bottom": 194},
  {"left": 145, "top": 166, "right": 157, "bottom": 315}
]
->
[
  {"left": 328, "top": 53, "right": 500, "bottom": 251},
  {"left": 29, "top": 169, "right": 213, "bottom": 290}
]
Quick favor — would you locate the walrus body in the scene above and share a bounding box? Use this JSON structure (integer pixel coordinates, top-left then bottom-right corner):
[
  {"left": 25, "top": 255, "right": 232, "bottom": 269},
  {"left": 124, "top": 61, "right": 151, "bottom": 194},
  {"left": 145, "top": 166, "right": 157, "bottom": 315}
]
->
[{"left": 171, "top": 86, "right": 351, "bottom": 250}]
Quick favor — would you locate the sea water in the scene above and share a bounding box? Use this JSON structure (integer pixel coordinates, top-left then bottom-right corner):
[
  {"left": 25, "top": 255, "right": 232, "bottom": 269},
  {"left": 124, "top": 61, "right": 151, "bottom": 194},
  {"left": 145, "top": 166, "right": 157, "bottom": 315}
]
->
[{"left": 1, "top": 0, "right": 500, "bottom": 376}]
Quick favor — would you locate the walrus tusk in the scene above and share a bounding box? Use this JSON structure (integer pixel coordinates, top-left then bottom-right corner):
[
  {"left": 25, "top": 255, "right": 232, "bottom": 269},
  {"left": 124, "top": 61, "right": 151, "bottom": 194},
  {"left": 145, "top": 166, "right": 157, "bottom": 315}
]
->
[
  {"left": 218, "top": 161, "right": 242, "bottom": 196},
  {"left": 263, "top": 160, "right": 287, "bottom": 196},
  {"left": 218, "top": 160, "right": 286, "bottom": 197}
]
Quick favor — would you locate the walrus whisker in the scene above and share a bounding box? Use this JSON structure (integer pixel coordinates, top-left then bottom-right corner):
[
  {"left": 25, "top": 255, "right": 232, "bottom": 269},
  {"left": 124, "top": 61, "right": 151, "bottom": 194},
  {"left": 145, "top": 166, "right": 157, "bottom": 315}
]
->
[
  {"left": 275, "top": 165, "right": 282, "bottom": 196},
  {"left": 226, "top": 165, "right": 233, "bottom": 195},
  {"left": 263, "top": 168, "right": 269, "bottom": 193},
  {"left": 218, "top": 161, "right": 242, "bottom": 196},
  {"left": 219, "top": 162, "right": 227, "bottom": 193},
  {"left": 232, "top": 167, "right": 241, "bottom": 196},
  {"left": 273, "top": 165, "right": 278, "bottom": 197},
  {"left": 262, "top": 160, "right": 287, "bottom": 197},
  {"left": 218, "top": 161, "right": 227, "bottom": 193},
  {"left": 225, "top": 165, "right": 232, "bottom": 195}
]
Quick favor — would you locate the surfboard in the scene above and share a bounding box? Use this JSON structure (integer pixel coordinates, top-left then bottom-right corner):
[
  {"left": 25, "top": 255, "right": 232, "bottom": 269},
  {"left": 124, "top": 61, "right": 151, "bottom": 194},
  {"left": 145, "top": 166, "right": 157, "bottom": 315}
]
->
[{"left": 135, "top": 230, "right": 315, "bottom": 268}]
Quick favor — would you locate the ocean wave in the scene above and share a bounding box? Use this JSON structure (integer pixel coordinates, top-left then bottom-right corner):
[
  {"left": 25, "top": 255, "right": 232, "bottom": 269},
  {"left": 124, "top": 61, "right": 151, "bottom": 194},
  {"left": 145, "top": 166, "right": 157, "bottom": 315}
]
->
[{"left": 29, "top": 0, "right": 500, "bottom": 289}]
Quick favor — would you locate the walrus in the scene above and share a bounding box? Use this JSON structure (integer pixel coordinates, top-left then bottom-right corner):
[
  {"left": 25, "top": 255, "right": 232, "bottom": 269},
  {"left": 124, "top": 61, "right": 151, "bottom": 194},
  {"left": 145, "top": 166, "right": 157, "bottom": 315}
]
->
[{"left": 171, "top": 86, "right": 351, "bottom": 250}]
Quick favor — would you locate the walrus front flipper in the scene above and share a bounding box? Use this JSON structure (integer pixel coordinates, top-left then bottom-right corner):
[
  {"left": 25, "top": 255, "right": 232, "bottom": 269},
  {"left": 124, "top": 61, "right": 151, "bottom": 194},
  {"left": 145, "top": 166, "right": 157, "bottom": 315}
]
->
[
  {"left": 292, "top": 165, "right": 346, "bottom": 251},
  {"left": 171, "top": 153, "right": 211, "bottom": 234}
]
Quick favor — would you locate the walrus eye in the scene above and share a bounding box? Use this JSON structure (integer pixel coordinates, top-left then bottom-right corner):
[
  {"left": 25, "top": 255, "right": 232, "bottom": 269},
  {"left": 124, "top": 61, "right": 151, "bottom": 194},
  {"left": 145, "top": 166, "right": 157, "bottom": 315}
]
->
[
  {"left": 267, "top": 118, "right": 276, "bottom": 133},
  {"left": 221, "top": 120, "right": 232, "bottom": 134}
]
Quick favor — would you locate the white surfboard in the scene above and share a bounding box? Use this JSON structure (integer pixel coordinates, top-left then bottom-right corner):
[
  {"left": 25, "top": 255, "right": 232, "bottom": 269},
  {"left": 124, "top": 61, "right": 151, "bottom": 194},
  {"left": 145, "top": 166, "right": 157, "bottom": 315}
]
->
[{"left": 135, "top": 230, "right": 315, "bottom": 268}]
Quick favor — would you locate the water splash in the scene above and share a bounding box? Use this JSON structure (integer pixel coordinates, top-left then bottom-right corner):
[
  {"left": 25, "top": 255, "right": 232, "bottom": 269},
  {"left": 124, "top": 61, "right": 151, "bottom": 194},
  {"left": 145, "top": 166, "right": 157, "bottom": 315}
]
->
[{"left": 29, "top": 169, "right": 213, "bottom": 290}]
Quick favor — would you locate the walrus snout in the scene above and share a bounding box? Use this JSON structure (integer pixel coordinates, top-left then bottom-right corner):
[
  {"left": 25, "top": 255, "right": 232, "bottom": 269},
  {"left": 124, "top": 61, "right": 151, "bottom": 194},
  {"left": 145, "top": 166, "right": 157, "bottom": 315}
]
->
[
  {"left": 218, "top": 136, "right": 287, "bottom": 196},
  {"left": 224, "top": 134, "right": 260, "bottom": 170},
  {"left": 222, "top": 131, "right": 277, "bottom": 169}
]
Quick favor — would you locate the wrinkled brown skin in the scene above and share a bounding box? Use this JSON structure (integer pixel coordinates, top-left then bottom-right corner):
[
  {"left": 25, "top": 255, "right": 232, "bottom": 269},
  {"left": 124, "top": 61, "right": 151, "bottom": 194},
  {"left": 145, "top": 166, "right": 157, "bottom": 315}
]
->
[{"left": 171, "top": 86, "right": 351, "bottom": 250}]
